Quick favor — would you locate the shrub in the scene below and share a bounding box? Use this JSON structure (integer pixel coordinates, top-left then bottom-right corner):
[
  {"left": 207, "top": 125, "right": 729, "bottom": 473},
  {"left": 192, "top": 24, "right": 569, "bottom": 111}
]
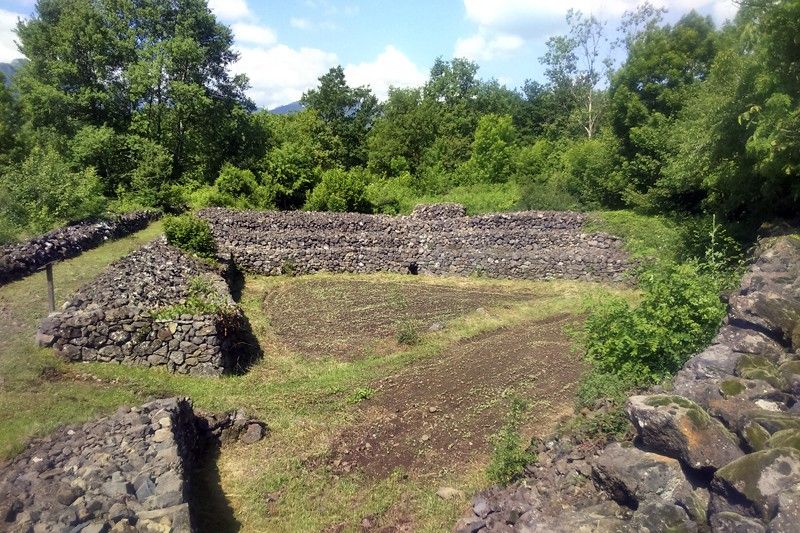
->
[
  {"left": 304, "top": 167, "right": 373, "bottom": 213},
  {"left": 364, "top": 172, "right": 416, "bottom": 214},
  {"left": 151, "top": 275, "right": 231, "bottom": 319},
  {"left": 584, "top": 261, "right": 726, "bottom": 383},
  {"left": 0, "top": 145, "right": 106, "bottom": 234},
  {"left": 163, "top": 214, "right": 217, "bottom": 259},
  {"left": 215, "top": 164, "right": 258, "bottom": 198},
  {"left": 487, "top": 398, "right": 536, "bottom": 485},
  {"left": 517, "top": 181, "right": 581, "bottom": 211}
]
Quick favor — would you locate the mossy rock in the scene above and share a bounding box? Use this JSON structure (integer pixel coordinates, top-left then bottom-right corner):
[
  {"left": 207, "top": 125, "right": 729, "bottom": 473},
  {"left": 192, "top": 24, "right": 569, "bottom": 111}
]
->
[
  {"left": 736, "top": 355, "right": 785, "bottom": 389},
  {"left": 644, "top": 395, "right": 711, "bottom": 428},
  {"left": 720, "top": 379, "right": 747, "bottom": 398},
  {"left": 742, "top": 421, "right": 771, "bottom": 452},
  {"left": 779, "top": 360, "right": 800, "bottom": 379},
  {"left": 714, "top": 447, "right": 800, "bottom": 520},
  {"left": 767, "top": 429, "right": 800, "bottom": 452},
  {"left": 749, "top": 411, "right": 800, "bottom": 434},
  {"left": 630, "top": 394, "right": 743, "bottom": 471}
]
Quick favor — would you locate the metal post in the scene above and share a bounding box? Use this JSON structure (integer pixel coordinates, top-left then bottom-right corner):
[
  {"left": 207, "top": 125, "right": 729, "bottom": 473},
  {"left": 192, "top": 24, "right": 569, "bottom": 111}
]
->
[{"left": 46, "top": 263, "right": 55, "bottom": 313}]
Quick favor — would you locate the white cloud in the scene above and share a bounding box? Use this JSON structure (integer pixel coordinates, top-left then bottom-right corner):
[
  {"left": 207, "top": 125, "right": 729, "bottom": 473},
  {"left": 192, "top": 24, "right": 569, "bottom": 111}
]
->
[
  {"left": 289, "top": 17, "right": 337, "bottom": 31},
  {"left": 454, "top": 31, "right": 524, "bottom": 61},
  {"left": 290, "top": 17, "right": 311, "bottom": 30},
  {"left": 344, "top": 45, "right": 427, "bottom": 101},
  {"left": 464, "top": 0, "right": 737, "bottom": 29},
  {"left": 231, "top": 22, "right": 277, "bottom": 46},
  {"left": 232, "top": 44, "right": 337, "bottom": 109},
  {"left": 208, "top": 0, "right": 251, "bottom": 22},
  {"left": 0, "top": 8, "right": 25, "bottom": 62}
]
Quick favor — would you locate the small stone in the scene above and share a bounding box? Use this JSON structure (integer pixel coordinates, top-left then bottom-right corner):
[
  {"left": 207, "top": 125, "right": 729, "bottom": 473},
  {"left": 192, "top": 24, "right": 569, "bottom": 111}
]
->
[
  {"left": 436, "top": 487, "right": 465, "bottom": 500},
  {"left": 56, "top": 484, "right": 83, "bottom": 506},
  {"left": 101, "top": 481, "right": 131, "bottom": 498},
  {"left": 240, "top": 423, "right": 266, "bottom": 445},
  {"left": 152, "top": 427, "right": 171, "bottom": 443}
]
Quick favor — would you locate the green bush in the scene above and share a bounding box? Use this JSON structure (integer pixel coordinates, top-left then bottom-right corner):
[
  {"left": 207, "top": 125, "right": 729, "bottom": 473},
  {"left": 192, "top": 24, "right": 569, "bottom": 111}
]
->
[
  {"left": 364, "top": 172, "right": 416, "bottom": 214},
  {"left": 304, "top": 167, "right": 373, "bottom": 213},
  {"left": 407, "top": 182, "right": 521, "bottom": 215},
  {"left": 0, "top": 145, "right": 106, "bottom": 234},
  {"left": 517, "top": 181, "right": 581, "bottom": 211},
  {"left": 215, "top": 164, "right": 258, "bottom": 198},
  {"left": 487, "top": 398, "right": 536, "bottom": 485},
  {"left": 163, "top": 214, "right": 217, "bottom": 259},
  {"left": 151, "top": 276, "right": 231, "bottom": 319},
  {"left": 584, "top": 261, "right": 726, "bottom": 383}
]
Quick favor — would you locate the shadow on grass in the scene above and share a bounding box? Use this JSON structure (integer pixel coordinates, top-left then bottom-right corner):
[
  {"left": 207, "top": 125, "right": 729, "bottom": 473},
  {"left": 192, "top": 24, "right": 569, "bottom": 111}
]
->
[{"left": 189, "top": 440, "right": 241, "bottom": 533}]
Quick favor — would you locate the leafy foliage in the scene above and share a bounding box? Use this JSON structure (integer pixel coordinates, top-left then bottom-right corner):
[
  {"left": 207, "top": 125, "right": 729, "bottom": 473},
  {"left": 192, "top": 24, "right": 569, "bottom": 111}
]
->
[
  {"left": 304, "top": 167, "right": 372, "bottom": 213},
  {"left": 487, "top": 398, "right": 536, "bottom": 485},
  {"left": 151, "top": 276, "right": 232, "bottom": 320},
  {"left": 163, "top": 214, "right": 217, "bottom": 259},
  {"left": 584, "top": 261, "right": 726, "bottom": 383},
  {"left": 0, "top": 146, "right": 105, "bottom": 234}
]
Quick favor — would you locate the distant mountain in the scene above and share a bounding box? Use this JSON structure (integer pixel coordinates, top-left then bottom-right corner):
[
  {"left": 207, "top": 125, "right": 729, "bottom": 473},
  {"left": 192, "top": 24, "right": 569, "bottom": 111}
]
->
[
  {"left": 0, "top": 59, "right": 27, "bottom": 85},
  {"left": 270, "top": 101, "right": 304, "bottom": 115}
]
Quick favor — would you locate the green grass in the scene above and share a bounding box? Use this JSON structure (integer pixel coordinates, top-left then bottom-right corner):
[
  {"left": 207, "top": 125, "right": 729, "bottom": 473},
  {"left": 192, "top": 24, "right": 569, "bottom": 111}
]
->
[
  {"left": 0, "top": 223, "right": 635, "bottom": 531},
  {"left": 400, "top": 182, "right": 522, "bottom": 215},
  {"left": 587, "top": 210, "right": 684, "bottom": 262}
]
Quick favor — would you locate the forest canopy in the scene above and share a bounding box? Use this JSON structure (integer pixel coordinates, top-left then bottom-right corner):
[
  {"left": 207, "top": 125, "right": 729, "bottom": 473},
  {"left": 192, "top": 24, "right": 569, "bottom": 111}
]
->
[{"left": 0, "top": 0, "right": 798, "bottom": 243}]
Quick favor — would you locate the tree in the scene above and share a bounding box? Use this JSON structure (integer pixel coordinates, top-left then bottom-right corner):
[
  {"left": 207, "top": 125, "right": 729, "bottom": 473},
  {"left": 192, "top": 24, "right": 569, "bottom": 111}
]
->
[
  {"left": 541, "top": 10, "right": 612, "bottom": 138},
  {"left": 15, "top": 0, "right": 253, "bottom": 186},
  {"left": 0, "top": 72, "right": 21, "bottom": 170},
  {"left": 301, "top": 66, "right": 380, "bottom": 168},
  {"left": 367, "top": 87, "right": 434, "bottom": 177},
  {"left": 459, "top": 114, "right": 517, "bottom": 184},
  {"left": 261, "top": 109, "right": 335, "bottom": 209},
  {"left": 304, "top": 167, "right": 372, "bottom": 213},
  {"left": 663, "top": 1, "right": 800, "bottom": 219}
]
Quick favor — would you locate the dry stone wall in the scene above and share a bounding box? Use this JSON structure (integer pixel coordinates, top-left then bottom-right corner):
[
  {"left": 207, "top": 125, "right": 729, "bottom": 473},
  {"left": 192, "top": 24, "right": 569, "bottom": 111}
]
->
[
  {"left": 0, "top": 211, "right": 160, "bottom": 286},
  {"left": 0, "top": 398, "right": 197, "bottom": 533},
  {"left": 199, "top": 205, "right": 630, "bottom": 282},
  {"left": 0, "top": 398, "right": 267, "bottom": 533},
  {"left": 37, "top": 240, "right": 246, "bottom": 376},
  {"left": 456, "top": 235, "right": 800, "bottom": 532}
]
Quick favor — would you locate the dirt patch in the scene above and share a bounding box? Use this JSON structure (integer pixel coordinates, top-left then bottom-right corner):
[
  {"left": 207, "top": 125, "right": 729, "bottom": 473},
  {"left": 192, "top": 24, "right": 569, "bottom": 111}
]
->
[
  {"left": 328, "top": 314, "right": 584, "bottom": 478},
  {"left": 262, "top": 279, "right": 541, "bottom": 360}
]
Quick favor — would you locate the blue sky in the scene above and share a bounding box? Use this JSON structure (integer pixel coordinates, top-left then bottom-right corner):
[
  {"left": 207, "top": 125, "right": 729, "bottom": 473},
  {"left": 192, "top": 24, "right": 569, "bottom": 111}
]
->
[{"left": 0, "top": 0, "right": 739, "bottom": 109}]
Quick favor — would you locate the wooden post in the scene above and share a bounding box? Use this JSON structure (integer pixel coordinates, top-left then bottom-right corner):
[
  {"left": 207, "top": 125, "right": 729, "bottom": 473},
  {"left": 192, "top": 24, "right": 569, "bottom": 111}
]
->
[{"left": 46, "top": 263, "right": 55, "bottom": 313}]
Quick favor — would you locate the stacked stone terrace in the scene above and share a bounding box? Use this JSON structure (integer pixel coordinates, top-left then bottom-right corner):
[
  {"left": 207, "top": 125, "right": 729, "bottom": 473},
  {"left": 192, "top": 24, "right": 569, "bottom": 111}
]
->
[
  {"left": 199, "top": 204, "right": 629, "bottom": 282},
  {"left": 0, "top": 398, "right": 196, "bottom": 532},
  {"left": 0, "top": 211, "right": 159, "bottom": 285},
  {"left": 38, "top": 240, "right": 245, "bottom": 376}
]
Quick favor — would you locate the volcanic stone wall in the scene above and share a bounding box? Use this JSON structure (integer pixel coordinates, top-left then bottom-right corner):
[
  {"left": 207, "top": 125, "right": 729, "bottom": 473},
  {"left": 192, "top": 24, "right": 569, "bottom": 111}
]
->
[
  {"left": 0, "top": 211, "right": 160, "bottom": 286},
  {"left": 0, "top": 398, "right": 196, "bottom": 532},
  {"left": 456, "top": 235, "right": 800, "bottom": 532},
  {"left": 199, "top": 205, "right": 630, "bottom": 282},
  {"left": 37, "top": 240, "right": 245, "bottom": 376}
]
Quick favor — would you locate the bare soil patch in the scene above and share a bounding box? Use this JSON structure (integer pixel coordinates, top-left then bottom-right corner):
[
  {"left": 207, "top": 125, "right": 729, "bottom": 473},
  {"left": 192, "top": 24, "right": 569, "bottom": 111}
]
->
[
  {"left": 328, "top": 313, "right": 584, "bottom": 478},
  {"left": 262, "top": 279, "right": 541, "bottom": 359}
]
